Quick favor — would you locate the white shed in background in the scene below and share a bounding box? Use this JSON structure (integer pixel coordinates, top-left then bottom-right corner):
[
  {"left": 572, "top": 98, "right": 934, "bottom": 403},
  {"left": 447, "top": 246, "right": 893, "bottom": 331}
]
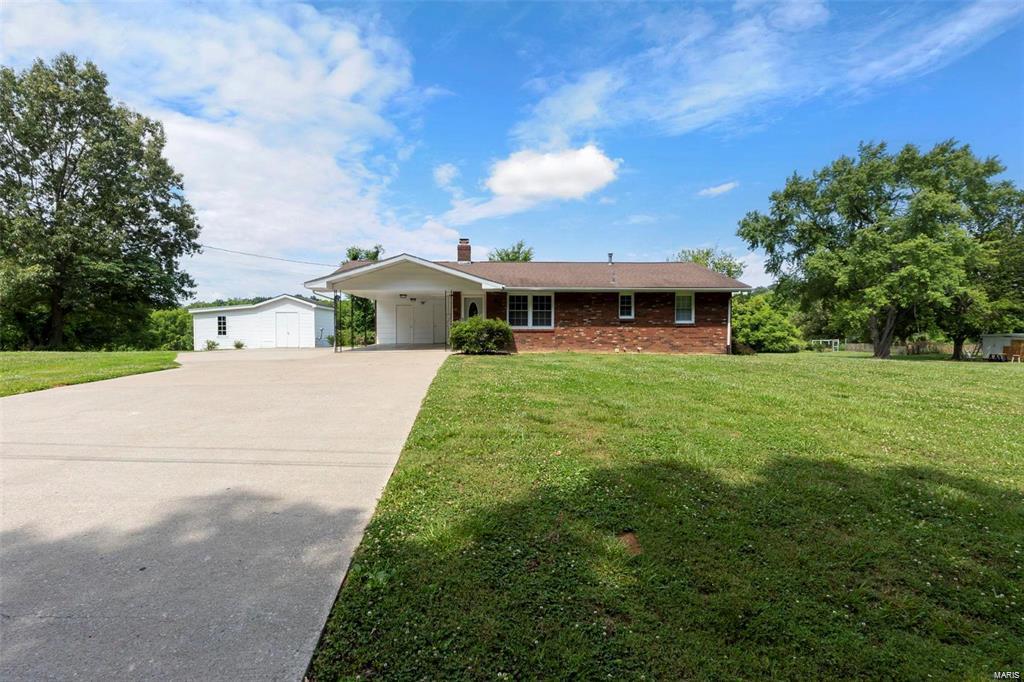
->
[
  {"left": 189, "top": 295, "right": 334, "bottom": 350},
  {"left": 981, "top": 333, "right": 1024, "bottom": 359}
]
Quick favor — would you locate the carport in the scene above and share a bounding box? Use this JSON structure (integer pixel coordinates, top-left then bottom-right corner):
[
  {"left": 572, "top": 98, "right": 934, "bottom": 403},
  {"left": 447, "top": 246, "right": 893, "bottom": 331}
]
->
[{"left": 304, "top": 254, "right": 504, "bottom": 350}]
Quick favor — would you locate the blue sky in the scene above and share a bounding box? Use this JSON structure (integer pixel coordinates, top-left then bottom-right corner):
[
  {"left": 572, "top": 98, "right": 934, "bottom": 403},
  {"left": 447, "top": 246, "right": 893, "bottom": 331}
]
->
[{"left": 2, "top": 1, "right": 1023, "bottom": 298}]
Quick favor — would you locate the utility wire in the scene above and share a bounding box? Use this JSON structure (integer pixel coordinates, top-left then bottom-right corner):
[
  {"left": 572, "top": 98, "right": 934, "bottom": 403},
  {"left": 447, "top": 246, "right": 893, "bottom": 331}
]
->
[{"left": 198, "top": 243, "right": 335, "bottom": 268}]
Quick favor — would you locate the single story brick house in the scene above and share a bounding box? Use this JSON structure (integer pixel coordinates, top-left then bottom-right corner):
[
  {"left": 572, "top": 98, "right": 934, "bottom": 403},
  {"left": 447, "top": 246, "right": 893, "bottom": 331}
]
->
[{"left": 305, "top": 239, "right": 750, "bottom": 353}]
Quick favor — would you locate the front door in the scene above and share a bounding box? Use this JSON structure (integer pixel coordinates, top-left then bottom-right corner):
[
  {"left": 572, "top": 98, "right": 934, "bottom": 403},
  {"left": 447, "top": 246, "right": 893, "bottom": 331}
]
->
[
  {"left": 396, "top": 305, "right": 414, "bottom": 344},
  {"left": 463, "top": 296, "right": 483, "bottom": 320},
  {"left": 275, "top": 312, "right": 300, "bottom": 347}
]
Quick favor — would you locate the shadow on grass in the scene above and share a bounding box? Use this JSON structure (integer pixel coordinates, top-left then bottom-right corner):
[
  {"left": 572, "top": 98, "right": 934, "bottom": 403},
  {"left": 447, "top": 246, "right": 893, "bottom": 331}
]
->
[
  {"left": 312, "top": 457, "right": 1022, "bottom": 680},
  {"left": 1, "top": 490, "right": 363, "bottom": 680}
]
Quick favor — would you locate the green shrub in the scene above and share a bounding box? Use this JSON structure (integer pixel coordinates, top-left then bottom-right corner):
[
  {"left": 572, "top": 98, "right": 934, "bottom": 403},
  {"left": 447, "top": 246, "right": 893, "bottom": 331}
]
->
[
  {"left": 327, "top": 334, "right": 336, "bottom": 347},
  {"left": 449, "top": 317, "right": 513, "bottom": 354},
  {"left": 732, "top": 293, "right": 803, "bottom": 353},
  {"left": 147, "top": 308, "right": 193, "bottom": 350},
  {"left": 233, "top": 339, "right": 245, "bottom": 349},
  {"left": 204, "top": 339, "right": 218, "bottom": 351}
]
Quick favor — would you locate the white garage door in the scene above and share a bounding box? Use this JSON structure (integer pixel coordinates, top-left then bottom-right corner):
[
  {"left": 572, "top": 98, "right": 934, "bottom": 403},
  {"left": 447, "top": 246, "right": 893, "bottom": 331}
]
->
[{"left": 275, "top": 312, "right": 300, "bottom": 347}]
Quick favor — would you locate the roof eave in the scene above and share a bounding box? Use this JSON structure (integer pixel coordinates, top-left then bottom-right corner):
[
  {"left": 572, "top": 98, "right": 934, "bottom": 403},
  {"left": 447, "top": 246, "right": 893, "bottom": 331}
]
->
[{"left": 304, "top": 253, "right": 506, "bottom": 292}]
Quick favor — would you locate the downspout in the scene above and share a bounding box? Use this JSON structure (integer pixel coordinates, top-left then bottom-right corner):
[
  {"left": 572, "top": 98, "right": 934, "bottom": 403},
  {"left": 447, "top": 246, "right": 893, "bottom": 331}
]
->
[{"left": 726, "top": 293, "right": 732, "bottom": 355}]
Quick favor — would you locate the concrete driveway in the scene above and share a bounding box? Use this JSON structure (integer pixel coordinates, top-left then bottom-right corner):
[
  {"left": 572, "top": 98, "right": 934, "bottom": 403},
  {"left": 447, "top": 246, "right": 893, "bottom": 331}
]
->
[{"left": 0, "top": 348, "right": 447, "bottom": 680}]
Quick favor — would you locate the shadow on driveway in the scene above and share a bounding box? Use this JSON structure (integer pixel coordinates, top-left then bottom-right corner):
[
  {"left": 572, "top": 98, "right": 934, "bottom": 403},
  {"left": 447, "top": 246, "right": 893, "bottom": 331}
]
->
[{"left": 1, "top": 490, "right": 362, "bottom": 680}]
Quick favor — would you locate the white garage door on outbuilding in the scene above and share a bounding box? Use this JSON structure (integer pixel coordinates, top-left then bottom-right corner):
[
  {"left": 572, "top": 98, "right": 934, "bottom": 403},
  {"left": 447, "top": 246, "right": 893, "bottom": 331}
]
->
[{"left": 189, "top": 295, "right": 334, "bottom": 350}]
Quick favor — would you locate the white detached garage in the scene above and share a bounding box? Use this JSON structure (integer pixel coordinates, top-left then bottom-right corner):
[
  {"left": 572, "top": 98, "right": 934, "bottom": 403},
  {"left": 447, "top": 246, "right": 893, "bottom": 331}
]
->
[{"left": 189, "top": 295, "right": 334, "bottom": 350}]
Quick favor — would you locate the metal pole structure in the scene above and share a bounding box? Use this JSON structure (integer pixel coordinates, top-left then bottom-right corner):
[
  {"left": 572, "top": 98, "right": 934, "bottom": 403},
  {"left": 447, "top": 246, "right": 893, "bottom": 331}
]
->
[
  {"left": 373, "top": 299, "right": 377, "bottom": 347},
  {"left": 363, "top": 297, "right": 367, "bottom": 347},
  {"left": 333, "top": 290, "right": 339, "bottom": 353},
  {"left": 444, "top": 290, "right": 449, "bottom": 351},
  {"left": 350, "top": 295, "right": 355, "bottom": 350}
]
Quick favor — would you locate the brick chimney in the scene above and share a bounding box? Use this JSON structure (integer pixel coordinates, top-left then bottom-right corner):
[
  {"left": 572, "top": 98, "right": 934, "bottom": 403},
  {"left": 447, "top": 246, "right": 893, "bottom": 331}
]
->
[{"left": 457, "top": 237, "right": 471, "bottom": 262}]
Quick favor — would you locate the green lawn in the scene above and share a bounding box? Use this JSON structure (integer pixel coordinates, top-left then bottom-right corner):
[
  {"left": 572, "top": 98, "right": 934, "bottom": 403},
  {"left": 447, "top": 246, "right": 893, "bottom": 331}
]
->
[
  {"left": 311, "top": 352, "right": 1023, "bottom": 680},
  {"left": 0, "top": 351, "right": 180, "bottom": 397}
]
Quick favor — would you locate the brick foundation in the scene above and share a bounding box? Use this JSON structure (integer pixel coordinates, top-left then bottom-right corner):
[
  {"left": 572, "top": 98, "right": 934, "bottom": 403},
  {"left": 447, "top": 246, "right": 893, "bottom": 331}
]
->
[{"left": 480, "top": 291, "right": 730, "bottom": 354}]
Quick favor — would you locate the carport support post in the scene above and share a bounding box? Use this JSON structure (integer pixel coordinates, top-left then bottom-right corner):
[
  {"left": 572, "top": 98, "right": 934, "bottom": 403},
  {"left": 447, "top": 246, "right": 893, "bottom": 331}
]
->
[
  {"left": 351, "top": 295, "right": 355, "bottom": 350},
  {"left": 333, "top": 290, "right": 340, "bottom": 353}
]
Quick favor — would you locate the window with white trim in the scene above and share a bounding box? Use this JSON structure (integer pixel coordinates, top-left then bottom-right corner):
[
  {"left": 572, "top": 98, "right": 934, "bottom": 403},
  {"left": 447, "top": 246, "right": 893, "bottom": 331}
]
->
[
  {"left": 674, "top": 292, "right": 694, "bottom": 324},
  {"left": 618, "top": 292, "right": 634, "bottom": 320},
  {"left": 217, "top": 315, "right": 227, "bottom": 336},
  {"left": 507, "top": 293, "right": 554, "bottom": 328}
]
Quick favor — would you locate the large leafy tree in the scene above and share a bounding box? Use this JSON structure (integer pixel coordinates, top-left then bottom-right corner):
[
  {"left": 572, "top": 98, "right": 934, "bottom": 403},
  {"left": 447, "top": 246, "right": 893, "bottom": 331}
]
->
[
  {"left": 488, "top": 240, "right": 534, "bottom": 262},
  {"left": 738, "top": 141, "right": 1002, "bottom": 358},
  {"left": 673, "top": 247, "right": 744, "bottom": 279},
  {"left": 337, "top": 244, "right": 383, "bottom": 345},
  {"left": 0, "top": 54, "right": 200, "bottom": 348}
]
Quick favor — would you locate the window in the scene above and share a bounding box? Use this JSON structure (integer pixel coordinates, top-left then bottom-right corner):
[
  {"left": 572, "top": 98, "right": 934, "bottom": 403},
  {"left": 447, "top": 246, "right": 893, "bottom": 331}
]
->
[
  {"left": 674, "top": 292, "right": 694, "bottom": 324},
  {"left": 508, "top": 295, "right": 529, "bottom": 327},
  {"left": 507, "top": 293, "right": 554, "bottom": 329},
  {"left": 217, "top": 315, "right": 227, "bottom": 336},
  {"left": 618, "top": 292, "right": 634, "bottom": 320}
]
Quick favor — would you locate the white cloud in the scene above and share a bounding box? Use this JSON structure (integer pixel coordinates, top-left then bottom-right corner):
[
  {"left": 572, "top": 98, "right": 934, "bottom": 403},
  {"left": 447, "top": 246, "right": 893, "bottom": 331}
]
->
[
  {"left": 512, "top": 70, "right": 624, "bottom": 149},
  {"left": 486, "top": 145, "right": 619, "bottom": 200},
  {"left": 771, "top": 0, "right": 829, "bottom": 31},
  {"left": 433, "top": 163, "right": 460, "bottom": 189},
  {"left": 847, "top": 0, "right": 1024, "bottom": 88},
  {"left": 0, "top": 1, "right": 457, "bottom": 299},
  {"left": 698, "top": 181, "right": 740, "bottom": 197},
  {"left": 512, "top": 0, "right": 1023, "bottom": 146},
  {"left": 623, "top": 214, "right": 657, "bottom": 225},
  {"left": 444, "top": 145, "right": 620, "bottom": 226}
]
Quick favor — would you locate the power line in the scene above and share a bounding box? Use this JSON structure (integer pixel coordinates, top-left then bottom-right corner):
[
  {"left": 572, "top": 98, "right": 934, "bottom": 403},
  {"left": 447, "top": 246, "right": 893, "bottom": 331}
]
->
[{"left": 198, "top": 244, "right": 335, "bottom": 267}]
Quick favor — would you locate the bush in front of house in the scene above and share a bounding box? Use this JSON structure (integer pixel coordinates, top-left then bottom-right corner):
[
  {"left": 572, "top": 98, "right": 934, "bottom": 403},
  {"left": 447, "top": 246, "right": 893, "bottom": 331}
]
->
[
  {"left": 449, "top": 317, "right": 513, "bottom": 354},
  {"left": 732, "top": 293, "right": 802, "bottom": 353},
  {"left": 233, "top": 339, "right": 245, "bottom": 349},
  {"left": 204, "top": 339, "right": 218, "bottom": 351}
]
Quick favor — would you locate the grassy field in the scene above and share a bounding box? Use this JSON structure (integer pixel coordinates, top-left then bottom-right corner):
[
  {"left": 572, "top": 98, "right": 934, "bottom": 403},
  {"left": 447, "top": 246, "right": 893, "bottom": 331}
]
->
[
  {"left": 311, "top": 352, "right": 1023, "bottom": 680},
  {"left": 0, "top": 351, "right": 180, "bottom": 397}
]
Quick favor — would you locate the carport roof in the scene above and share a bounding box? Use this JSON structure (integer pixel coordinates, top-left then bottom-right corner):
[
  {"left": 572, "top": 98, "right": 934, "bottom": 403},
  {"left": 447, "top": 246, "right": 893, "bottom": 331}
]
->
[{"left": 305, "top": 254, "right": 750, "bottom": 292}]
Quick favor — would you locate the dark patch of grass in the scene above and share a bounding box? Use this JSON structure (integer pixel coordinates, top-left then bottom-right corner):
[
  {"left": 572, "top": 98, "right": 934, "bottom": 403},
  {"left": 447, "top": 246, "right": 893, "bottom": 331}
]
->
[
  {"left": 0, "top": 351, "right": 179, "bottom": 397},
  {"left": 311, "top": 353, "right": 1023, "bottom": 679}
]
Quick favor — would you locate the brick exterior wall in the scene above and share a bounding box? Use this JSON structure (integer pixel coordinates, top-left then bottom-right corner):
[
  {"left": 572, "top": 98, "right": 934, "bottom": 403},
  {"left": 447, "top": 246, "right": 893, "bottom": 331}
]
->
[{"left": 480, "top": 291, "right": 730, "bottom": 354}]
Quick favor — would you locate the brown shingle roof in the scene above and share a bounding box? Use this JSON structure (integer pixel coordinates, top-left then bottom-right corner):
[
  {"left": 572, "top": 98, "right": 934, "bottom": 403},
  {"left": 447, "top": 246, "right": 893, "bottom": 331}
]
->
[
  {"left": 438, "top": 260, "right": 749, "bottom": 290},
  {"left": 310, "top": 256, "right": 749, "bottom": 290}
]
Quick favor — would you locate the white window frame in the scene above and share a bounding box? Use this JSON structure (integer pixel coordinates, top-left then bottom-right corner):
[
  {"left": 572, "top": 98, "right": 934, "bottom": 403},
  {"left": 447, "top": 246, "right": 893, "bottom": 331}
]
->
[
  {"left": 674, "top": 291, "right": 695, "bottom": 325},
  {"left": 507, "top": 292, "right": 555, "bottom": 329},
  {"left": 217, "top": 315, "right": 228, "bottom": 336},
  {"left": 618, "top": 292, "right": 635, "bottom": 320}
]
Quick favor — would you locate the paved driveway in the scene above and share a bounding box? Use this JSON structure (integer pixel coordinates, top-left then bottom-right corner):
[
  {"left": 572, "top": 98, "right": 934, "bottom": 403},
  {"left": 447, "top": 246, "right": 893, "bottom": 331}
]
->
[{"left": 0, "top": 348, "right": 447, "bottom": 680}]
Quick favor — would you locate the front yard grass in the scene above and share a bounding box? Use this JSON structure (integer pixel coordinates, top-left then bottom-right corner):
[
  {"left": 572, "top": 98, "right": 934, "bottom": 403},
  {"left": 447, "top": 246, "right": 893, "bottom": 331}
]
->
[
  {"left": 311, "top": 352, "right": 1023, "bottom": 680},
  {"left": 0, "top": 351, "right": 179, "bottom": 397}
]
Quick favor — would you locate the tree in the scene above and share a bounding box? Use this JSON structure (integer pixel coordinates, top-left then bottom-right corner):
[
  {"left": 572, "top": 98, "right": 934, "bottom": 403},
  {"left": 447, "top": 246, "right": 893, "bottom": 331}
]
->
[
  {"left": 488, "top": 240, "right": 534, "bottom": 262},
  {"left": 731, "top": 293, "right": 803, "bottom": 353},
  {"left": 146, "top": 308, "right": 193, "bottom": 350},
  {"left": 673, "top": 247, "right": 744, "bottom": 279},
  {"left": 345, "top": 244, "right": 384, "bottom": 262},
  {"left": 738, "top": 140, "right": 1003, "bottom": 358},
  {"left": 337, "top": 245, "right": 383, "bottom": 345},
  {"left": 0, "top": 54, "right": 201, "bottom": 348}
]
